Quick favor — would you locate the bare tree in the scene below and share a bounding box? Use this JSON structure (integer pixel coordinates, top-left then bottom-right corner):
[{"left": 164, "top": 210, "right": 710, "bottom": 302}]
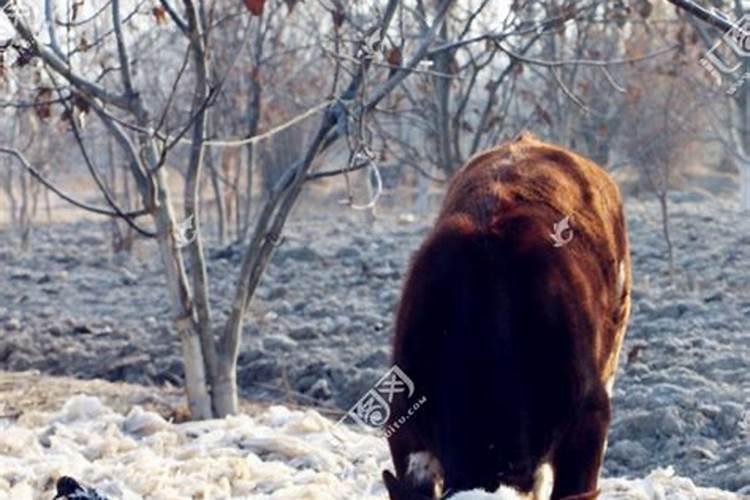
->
[
  {"left": 668, "top": 0, "right": 750, "bottom": 211},
  {"left": 1, "top": 0, "right": 705, "bottom": 420},
  {"left": 0, "top": 0, "right": 460, "bottom": 418}
]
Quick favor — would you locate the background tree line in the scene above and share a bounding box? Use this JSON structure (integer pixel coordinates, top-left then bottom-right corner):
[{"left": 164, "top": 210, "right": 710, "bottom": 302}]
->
[{"left": 0, "top": 0, "right": 744, "bottom": 418}]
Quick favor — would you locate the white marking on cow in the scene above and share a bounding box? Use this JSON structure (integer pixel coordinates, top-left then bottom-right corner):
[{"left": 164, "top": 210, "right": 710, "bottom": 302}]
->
[
  {"left": 449, "top": 488, "right": 524, "bottom": 499},
  {"left": 601, "top": 374, "right": 615, "bottom": 470},
  {"left": 406, "top": 451, "right": 443, "bottom": 485},
  {"left": 601, "top": 437, "right": 609, "bottom": 469},
  {"left": 532, "top": 462, "right": 554, "bottom": 500},
  {"left": 616, "top": 260, "right": 626, "bottom": 299},
  {"left": 605, "top": 374, "right": 615, "bottom": 399},
  {"left": 447, "top": 462, "right": 554, "bottom": 500}
]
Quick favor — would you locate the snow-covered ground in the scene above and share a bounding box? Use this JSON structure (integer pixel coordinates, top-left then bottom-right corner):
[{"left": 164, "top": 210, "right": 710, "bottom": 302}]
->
[
  {"left": 0, "top": 395, "right": 742, "bottom": 499},
  {"left": 1, "top": 191, "right": 749, "bottom": 494}
]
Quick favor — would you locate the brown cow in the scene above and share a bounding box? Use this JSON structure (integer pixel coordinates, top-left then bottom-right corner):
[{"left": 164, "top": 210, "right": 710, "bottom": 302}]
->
[{"left": 383, "top": 133, "right": 631, "bottom": 500}]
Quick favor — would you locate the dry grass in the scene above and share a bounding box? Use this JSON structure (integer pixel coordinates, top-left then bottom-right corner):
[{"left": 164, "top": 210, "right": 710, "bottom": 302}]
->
[{"left": 0, "top": 370, "right": 269, "bottom": 424}]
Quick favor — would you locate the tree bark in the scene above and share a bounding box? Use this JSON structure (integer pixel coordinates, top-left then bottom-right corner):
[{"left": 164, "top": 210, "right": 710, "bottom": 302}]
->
[
  {"left": 659, "top": 192, "right": 675, "bottom": 283},
  {"left": 433, "top": 21, "right": 453, "bottom": 174},
  {"left": 181, "top": 0, "right": 219, "bottom": 415},
  {"left": 740, "top": 160, "right": 750, "bottom": 211},
  {"left": 207, "top": 149, "right": 227, "bottom": 244}
]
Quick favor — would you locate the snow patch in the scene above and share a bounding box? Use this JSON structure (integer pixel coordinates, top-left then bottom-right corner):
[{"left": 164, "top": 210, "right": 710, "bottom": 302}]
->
[
  {"left": 0, "top": 397, "right": 742, "bottom": 499},
  {"left": 449, "top": 488, "right": 527, "bottom": 500},
  {"left": 121, "top": 407, "right": 169, "bottom": 437},
  {"left": 59, "top": 395, "right": 108, "bottom": 422}
]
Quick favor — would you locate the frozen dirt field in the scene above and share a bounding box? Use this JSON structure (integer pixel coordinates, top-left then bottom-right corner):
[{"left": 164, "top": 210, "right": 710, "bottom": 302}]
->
[{"left": 1, "top": 192, "right": 749, "bottom": 494}]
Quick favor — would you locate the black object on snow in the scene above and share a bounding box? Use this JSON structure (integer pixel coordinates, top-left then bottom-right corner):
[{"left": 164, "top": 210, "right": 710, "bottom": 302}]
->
[{"left": 54, "top": 476, "right": 108, "bottom": 500}]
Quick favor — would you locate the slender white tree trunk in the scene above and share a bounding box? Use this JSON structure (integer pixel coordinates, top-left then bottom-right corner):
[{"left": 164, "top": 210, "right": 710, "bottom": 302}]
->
[
  {"left": 152, "top": 171, "right": 213, "bottom": 420},
  {"left": 365, "top": 166, "right": 377, "bottom": 224},
  {"left": 212, "top": 358, "right": 238, "bottom": 418},
  {"left": 415, "top": 168, "right": 431, "bottom": 214}
]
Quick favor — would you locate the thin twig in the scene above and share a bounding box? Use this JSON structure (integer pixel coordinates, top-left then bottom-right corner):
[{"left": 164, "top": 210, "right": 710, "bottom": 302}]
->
[
  {"left": 498, "top": 42, "right": 680, "bottom": 68},
  {"left": 203, "top": 100, "right": 334, "bottom": 147},
  {"left": 551, "top": 67, "right": 589, "bottom": 113},
  {"left": 48, "top": 72, "right": 155, "bottom": 236},
  {"left": 0, "top": 147, "right": 149, "bottom": 218},
  {"left": 601, "top": 66, "right": 626, "bottom": 93}
]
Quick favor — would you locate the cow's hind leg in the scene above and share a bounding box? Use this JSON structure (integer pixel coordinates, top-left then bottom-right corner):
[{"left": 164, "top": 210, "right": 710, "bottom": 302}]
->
[{"left": 551, "top": 386, "right": 611, "bottom": 500}]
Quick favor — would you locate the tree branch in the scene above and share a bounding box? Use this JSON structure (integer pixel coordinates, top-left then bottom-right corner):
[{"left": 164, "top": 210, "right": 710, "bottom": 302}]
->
[
  {"left": 159, "top": 0, "right": 188, "bottom": 33},
  {"left": 47, "top": 74, "right": 155, "bottom": 236},
  {"left": 497, "top": 42, "right": 680, "bottom": 68},
  {"left": 665, "top": 0, "right": 735, "bottom": 32},
  {"left": 0, "top": 0, "right": 131, "bottom": 109},
  {"left": 112, "top": 0, "right": 137, "bottom": 98},
  {"left": 0, "top": 147, "right": 149, "bottom": 219}
]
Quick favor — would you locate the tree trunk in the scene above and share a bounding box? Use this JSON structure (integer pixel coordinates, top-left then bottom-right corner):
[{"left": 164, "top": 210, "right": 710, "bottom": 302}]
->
[
  {"left": 44, "top": 186, "right": 52, "bottom": 223},
  {"left": 122, "top": 153, "right": 135, "bottom": 252},
  {"left": 212, "top": 354, "right": 238, "bottom": 417},
  {"left": 738, "top": 37, "right": 750, "bottom": 212},
  {"left": 240, "top": 15, "right": 265, "bottom": 239},
  {"left": 433, "top": 22, "right": 453, "bottom": 174},
  {"left": 153, "top": 168, "right": 213, "bottom": 419},
  {"left": 19, "top": 168, "right": 30, "bottom": 249},
  {"left": 208, "top": 149, "right": 227, "bottom": 245},
  {"left": 740, "top": 159, "right": 750, "bottom": 211},
  {"left": 182, "top": 0, "right": 220, "bottom": 418},
  {"left": 415, "top": 167, "right": 431, "bottom": 214},
  {"left": 242, "top": 144, "right": 255, "bottom": 238},
  {"left": 659, "top": 192, "right": 675, "bottom": 283},
  {"left": 106, "top": 136, "right": 124, "bottom": 252},
  {"left": 4, "top": 163, "right": 18, "bottom": 228}
]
